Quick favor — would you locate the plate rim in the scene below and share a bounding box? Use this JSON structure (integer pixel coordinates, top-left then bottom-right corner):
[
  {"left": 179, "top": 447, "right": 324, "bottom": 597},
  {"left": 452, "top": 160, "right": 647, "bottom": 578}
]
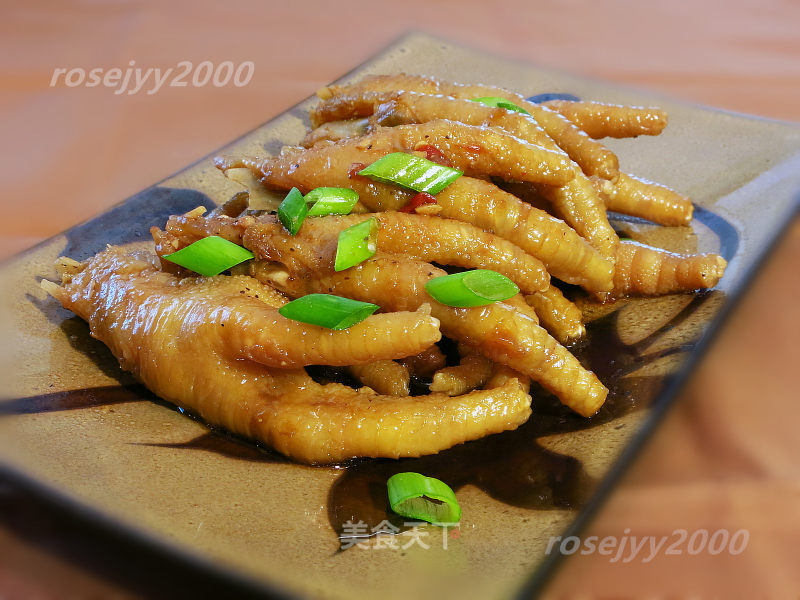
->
[{"left": 516, "top": 194, "right": 799, "bottom": 598}]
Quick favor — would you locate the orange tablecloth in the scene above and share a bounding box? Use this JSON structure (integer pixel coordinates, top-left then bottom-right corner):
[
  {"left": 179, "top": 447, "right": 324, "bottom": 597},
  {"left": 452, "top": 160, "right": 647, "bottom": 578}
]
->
[{"left": 1, "top": 1, "right": 799, "bottom": 597}]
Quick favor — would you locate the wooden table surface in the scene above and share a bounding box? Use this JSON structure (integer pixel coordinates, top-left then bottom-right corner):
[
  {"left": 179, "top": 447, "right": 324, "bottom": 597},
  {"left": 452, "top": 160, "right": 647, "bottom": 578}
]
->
[{"left": 1, "top": 0, "right": 798, "bottom": 597}]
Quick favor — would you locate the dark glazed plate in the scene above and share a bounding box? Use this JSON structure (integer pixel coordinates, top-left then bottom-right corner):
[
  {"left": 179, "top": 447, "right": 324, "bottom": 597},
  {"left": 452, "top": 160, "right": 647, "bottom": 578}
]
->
[{"left": 1, "top": 33, "right": 799, "bottom": 600}]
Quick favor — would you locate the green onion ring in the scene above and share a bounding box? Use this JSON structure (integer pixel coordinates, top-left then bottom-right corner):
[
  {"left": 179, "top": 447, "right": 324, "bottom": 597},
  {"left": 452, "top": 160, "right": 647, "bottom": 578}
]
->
[{"left": 387, "top": 472, "right": 461, "bottom": 524}]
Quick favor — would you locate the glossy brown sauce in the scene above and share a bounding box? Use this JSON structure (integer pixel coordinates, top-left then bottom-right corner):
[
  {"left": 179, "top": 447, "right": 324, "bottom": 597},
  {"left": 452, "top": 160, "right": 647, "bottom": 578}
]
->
[
  {"left": 4, "top": 290, "right": 722, "bottom": 544},
  {"left": 8, "top": 206, "right": 736, "bottom": 544},
  {"left": 327, "top": 290, "right": 720, "bottom": 540}
]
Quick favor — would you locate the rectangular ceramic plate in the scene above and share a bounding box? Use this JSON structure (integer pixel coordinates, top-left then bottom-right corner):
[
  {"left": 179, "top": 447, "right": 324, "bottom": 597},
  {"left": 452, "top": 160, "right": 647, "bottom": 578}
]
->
[{"left": 1, "top": 33, "right": 799, "bottom": 600}]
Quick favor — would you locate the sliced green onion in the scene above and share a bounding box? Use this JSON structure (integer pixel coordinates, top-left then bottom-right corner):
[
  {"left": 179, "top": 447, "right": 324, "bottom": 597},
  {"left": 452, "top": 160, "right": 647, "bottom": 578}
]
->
[
  {"left": 470, "top": 96, "right": 530, "bottom": 115},
  {"left": 277, "top": 187, "right": 307, "bottom": 235},
  {"left": 278, "top": 293, "right": 379, "bottom": 330},
  {"left": 305, "top": 187, "right": 359, "bottom": 217},
  {"left": 387, "top": 472, "right": 461, "bottom": 524},
  {"left": 358, "top": 152, "right": 462, "bottom": 195},
  {"left": 334, "top": 218, "right": 378, "bottom": 272},
  {"left": 162, "top": 236, "right": 253, "bottom": 277},
  {"left": 425, "top": 269, "right": 519, "bottom": 307}
]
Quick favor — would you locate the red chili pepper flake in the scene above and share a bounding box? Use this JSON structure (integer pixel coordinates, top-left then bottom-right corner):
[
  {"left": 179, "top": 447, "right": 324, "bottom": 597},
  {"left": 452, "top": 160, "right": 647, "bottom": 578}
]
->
[
  {"left": 348, "top": 162, "right": 368, "bottom": 180},
  {"left": 399, "top": 192, "right": 437, "bottom": 213},
  {"left": 416, "top": 144, "right": 454, "bottom": 168}
]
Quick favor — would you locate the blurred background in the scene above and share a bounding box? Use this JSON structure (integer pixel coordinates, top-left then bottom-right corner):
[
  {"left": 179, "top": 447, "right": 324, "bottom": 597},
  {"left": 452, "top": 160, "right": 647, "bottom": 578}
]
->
[{"left": 1, "top": 0, "right": 798, "bottom": 597}]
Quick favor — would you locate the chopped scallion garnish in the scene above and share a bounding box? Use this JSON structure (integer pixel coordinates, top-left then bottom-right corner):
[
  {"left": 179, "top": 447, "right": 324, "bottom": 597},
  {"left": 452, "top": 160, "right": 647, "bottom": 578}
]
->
[
  {"left": 305, "top": 187, "right": 360, "bottom": 217},
  {"left": 425, "top": 270, "right": 519, "bottom": 307},
  {"left": 470, "top": 96, "right": 530, "bottom": 115},
  {"left": 357, "top": 153, "right": 462, "bottom": 195},
  {"left": 278, "top": 293, "right": 379, "bottom": 330},
  {"left": 277, "top": 187, "right": 308, "bottom": 235},
  {"left": 279, "top": 187, "right": 360, "bottom": 235},
  {"left": 334, "top": 218, "right": 378, "bottom": 272},
  {"left": 387, "top": 472, "right": 461, "bottom": 524},
  {"left": 162, "top": 236, "right": 254, "bottom": 277}
]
